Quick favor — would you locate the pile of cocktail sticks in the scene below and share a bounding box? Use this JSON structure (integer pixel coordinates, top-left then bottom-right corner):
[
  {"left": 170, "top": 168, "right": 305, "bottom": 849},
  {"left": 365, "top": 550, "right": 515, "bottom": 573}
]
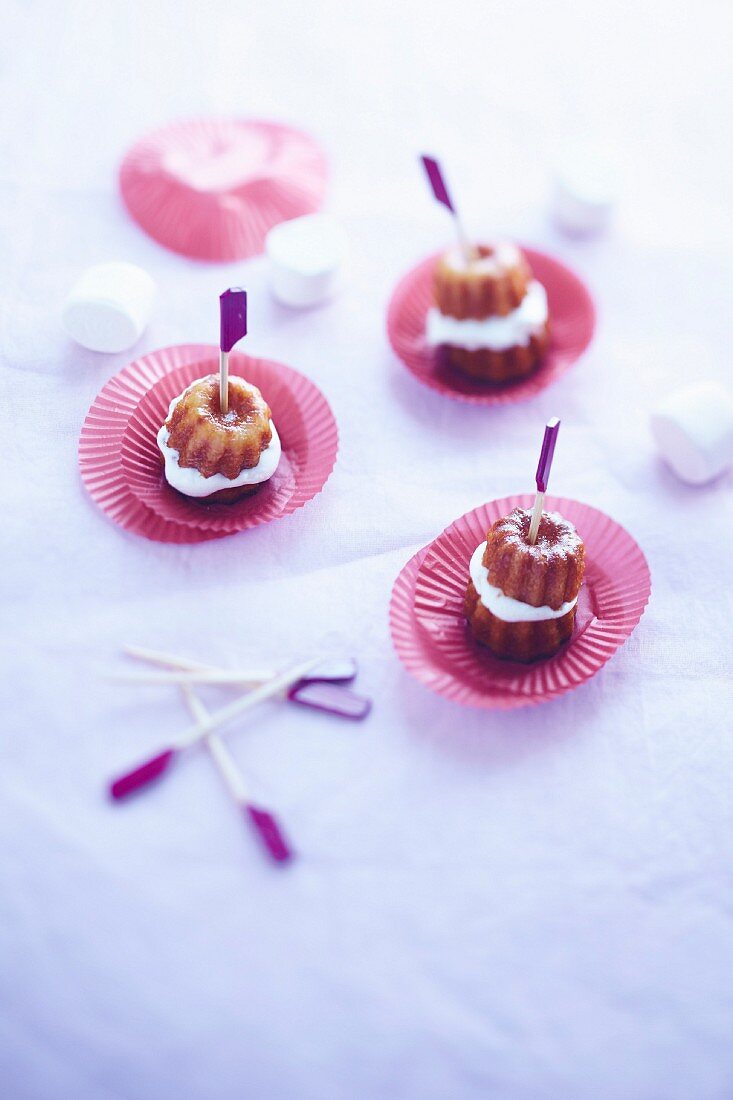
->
[{"left": 107, "top": 646, "right": 371, "bottom": 865}]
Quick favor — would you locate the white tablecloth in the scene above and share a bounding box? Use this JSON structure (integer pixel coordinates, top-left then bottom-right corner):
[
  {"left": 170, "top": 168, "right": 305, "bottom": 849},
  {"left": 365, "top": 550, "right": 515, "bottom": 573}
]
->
[{"left": 3, "top": 2, "right": 733, "bottom": 1098}]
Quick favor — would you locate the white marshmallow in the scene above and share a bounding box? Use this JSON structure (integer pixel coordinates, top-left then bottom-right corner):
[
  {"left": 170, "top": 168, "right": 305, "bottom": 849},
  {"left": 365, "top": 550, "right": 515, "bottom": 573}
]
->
[
  {"left": 551, "top": 148, "right": 618, "bottom": 236},
  {"left": 650, "top": 383, "right": 733, "bottom": 485},
  {"left": 265, "top": 214, "right": 347, "bottom": 308},
  {"left": 63, "top": 262, "right": 156, "bottom": 352}
]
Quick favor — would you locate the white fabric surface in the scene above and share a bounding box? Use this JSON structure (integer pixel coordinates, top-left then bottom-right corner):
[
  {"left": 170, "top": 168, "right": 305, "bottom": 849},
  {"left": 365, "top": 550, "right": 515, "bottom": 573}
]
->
[{"left": 2, "top": 2, "right": 733, "bottom": 1098}]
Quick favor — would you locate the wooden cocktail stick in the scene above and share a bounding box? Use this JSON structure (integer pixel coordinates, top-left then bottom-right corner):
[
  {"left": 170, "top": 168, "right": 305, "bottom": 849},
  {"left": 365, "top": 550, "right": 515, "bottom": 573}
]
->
[
  {"left": 181, "top": 684, "right": 292, "bottom": 864},
  {"left": 120, "top": 646, "right": 357, "bottom": 688},
  {"left": 109, "top": 657, "right": 319, "bottom": 800},
  {"left": 219, "top": 288, "right": 247, "bottom": 415},
  {"left": 109, "top": 669, "right": 274, "bottom": 686},
  {"left": 421, "top": 155, "right": 476, "bottom": 266},
  {"left": 528, "top": 418, "right": 561, "bottom": 545},
  {"left": 122, "top": 644, "right": 217, "bottom": 672},
  {"left": 527, "top": 491, "right": 546, "bottom": 546},
  {"left": 119, "top": 645, "right": 270, "bottom": 684}
]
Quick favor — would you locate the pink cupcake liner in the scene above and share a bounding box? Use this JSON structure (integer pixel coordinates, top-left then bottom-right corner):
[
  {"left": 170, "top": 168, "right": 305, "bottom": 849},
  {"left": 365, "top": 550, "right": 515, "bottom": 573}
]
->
[
  {"left": 79, "top": 344, "right": 338, "bottom": 542},
  {"left": 390, "top": 495, "right": 651, "bottom": 709},
  {"left": 119, "top": 118, "right": 328, "bottom": 261},
  {"left": 386, "top": 247, "right": 595, "bottom": 405}
]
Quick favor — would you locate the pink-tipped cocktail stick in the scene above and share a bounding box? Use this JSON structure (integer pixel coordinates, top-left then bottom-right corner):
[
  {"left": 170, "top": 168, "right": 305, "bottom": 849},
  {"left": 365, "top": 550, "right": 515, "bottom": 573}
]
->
[
  {"left": 243, "top": 806, "right": 292, "bottom": 863},
  {"left": 109, "top": 749, "right": 176, "bottom": 799},
  {"left": 182, "top": 684, "right": 292, "bottom": 865}
]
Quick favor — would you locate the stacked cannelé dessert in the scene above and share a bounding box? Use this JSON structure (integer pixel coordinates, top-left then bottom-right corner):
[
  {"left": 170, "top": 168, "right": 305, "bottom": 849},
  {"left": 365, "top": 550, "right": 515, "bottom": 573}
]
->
[
  {"left": 465, "top": 507, "right": 585, "bottom": 662},
  {"left": 427, "top": 243, "right": 549, "bottom": 383},
  {"left": 157, "top": 375, "right": 281, "bottom": 503},
  {"left": 157, "top": 287, "right": 281, "bottom": 504}
]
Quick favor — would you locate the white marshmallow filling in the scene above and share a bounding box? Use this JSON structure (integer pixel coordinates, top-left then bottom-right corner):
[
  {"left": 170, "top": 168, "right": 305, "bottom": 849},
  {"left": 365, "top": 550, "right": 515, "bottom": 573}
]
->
[
  {"left": 469, "top": 542, "right": 578, "bottom": 623},
  {"left": 156, "top": 379, "right": 281, "bottom": 498},
  {"left": 427, "top": 280, "right": 548, "bottom": 352}
]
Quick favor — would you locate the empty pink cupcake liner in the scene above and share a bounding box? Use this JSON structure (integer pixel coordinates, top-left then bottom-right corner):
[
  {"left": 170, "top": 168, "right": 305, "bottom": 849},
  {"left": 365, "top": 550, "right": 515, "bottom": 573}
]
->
[{"left": 119, "top": 117, "right": 328, "bottom": 261}]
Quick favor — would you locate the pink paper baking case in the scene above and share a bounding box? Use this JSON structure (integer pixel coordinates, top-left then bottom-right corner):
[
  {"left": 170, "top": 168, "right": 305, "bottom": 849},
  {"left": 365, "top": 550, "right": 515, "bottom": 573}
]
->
[
  {"left": 386, "top": 247, "right": 595, "bottom": 405},
  {"left": 79, "top": 344, "right": 338, "bottom": 542},
  {"left": 119, "top": 118, "right": 328, "bottom": 261},
  {"left": 389, "top": 495, "right": 650, "bottom": 708}
]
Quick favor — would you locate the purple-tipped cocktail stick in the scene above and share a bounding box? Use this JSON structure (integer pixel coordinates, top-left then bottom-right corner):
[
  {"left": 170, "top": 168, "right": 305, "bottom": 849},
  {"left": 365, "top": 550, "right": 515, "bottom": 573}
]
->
[
  {"left": 528, "top": 418, "right": 561, "bottom": 544},
  {"left": 299, "top": 656, "right": 358, "bottom": 686},
  {"left": 420, "top": 154, "right": 473, "bottom": 262},
  {"left": 288, "top": 681, "right": 372, "bottom": 720},
  {"left": 421, "top": 155, "right": 455, "bottom": 213},
  {"left": 535, "top": 417, "right": 561, "bottom": 493},
  {"left": 219, "top": 287, "right": 247, "bottom": 414},
  {"left": 219, "top": 288, "right": 247, "bottom": 352}
]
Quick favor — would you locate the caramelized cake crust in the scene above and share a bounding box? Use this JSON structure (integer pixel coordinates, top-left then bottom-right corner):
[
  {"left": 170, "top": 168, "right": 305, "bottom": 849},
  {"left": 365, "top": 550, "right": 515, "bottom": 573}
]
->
[
  {"left": 465, "top": 508, "right": 585, "bottom": 662},
  {"left": 439, "top": 328, "right": 549, "bottom": 384},
  {"left": 464, "top": 581, "right": 576, "bottom": 662},
  {"left": 483, "top": 508, "right": 584, "bottom": 608},
  {"left": 165, "top": 375, "right": 273, "bottom": 480},
  {"left": 434, "top": 243, "right": 532, "bottom": 320}
]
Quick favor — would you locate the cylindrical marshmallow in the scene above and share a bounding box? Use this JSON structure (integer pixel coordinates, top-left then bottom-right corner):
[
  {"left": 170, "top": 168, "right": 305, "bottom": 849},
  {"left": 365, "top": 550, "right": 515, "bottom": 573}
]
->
[
  {"left": 63, "top": 262, "right": 156, "bottom": 352},
  {"left": 550, "top": 148, "right": 618, "bottom": 236},
  {"left": 265, "top": 214, "right": 347, "bottom": 308},
  {"left": 650, "top": 383, "right": 733, "bottom": 485}
]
